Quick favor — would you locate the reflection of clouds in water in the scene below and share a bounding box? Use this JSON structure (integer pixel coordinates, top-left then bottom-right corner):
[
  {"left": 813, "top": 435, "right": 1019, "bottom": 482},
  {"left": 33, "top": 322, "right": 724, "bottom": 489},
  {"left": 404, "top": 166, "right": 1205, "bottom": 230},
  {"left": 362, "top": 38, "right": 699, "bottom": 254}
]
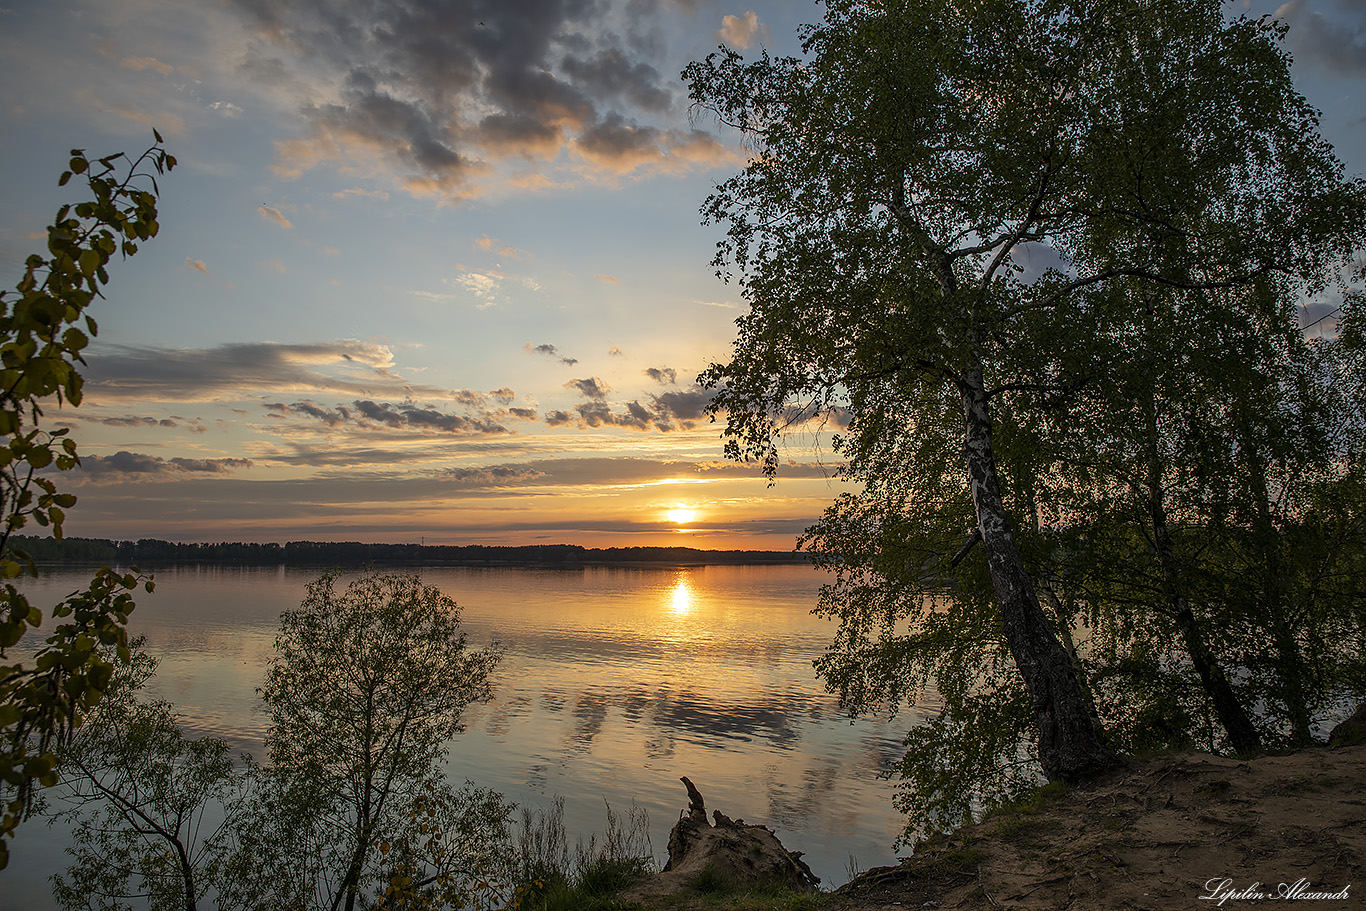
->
[
  {"left": 765, "top": 762, "right": 858, "bottom": 834},
  {"left": 571, "top": 692, "right": 611, "bottom": 747},
  {"left": 644, "top": 732, "right": 675, "bottom": 760},
  {"left": 524, "top": 762, "right": 549, "bottom": 791},
  {"left": 643, "top": 691, "right": 801, "bottom": 748},
  {"left": 551, "top": 686, "right": 827, "bottom": 750},
  {"left": 540, "top": 689, "right": 569, "bottom": 714},
  {"left": 477, "top": 693, "right": 533, "bottom": 738}
]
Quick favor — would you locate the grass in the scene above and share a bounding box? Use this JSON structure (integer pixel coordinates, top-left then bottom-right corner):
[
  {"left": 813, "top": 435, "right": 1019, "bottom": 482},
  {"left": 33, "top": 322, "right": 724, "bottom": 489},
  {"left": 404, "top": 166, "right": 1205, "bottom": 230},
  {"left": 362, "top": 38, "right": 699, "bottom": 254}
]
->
[
  {"left": 512, "top": 798, "right": 656, "bottom": 911},
  {"left": 981, "top": 781, "right": 1070, "bottom": 843},
  {"left": 655, "top": 875, "right": 830, "bottom": 911}
]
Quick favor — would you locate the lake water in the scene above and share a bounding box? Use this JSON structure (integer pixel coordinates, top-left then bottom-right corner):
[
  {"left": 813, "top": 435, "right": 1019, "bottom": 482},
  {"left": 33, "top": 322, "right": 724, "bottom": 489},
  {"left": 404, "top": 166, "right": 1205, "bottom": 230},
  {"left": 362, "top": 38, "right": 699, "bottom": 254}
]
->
[{"left": 1, "top": 563, "right": 924, "bottom": 908}]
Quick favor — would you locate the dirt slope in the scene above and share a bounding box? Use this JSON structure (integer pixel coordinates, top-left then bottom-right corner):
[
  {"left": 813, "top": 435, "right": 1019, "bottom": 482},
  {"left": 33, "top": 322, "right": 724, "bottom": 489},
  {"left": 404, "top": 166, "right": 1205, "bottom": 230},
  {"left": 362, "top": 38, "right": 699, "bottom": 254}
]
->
[{"left": 832, "top": 744, "right": 1366, "bottom": 910}]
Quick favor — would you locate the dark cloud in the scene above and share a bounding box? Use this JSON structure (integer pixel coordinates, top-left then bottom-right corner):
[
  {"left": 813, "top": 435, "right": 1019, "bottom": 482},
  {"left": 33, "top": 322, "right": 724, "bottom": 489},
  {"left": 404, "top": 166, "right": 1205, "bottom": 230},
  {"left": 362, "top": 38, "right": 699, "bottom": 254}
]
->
[
  {"left": 229, "top": 0, "right": 696, "bottom": 197},
  {"left": 267, "top": 445, "right": 455, "bottom": 468},
  {"left": 100, "top": 415, "right": 179, "bottom": 428},
  {"left": 573, "top": 112, "right": 664, "bottom": 171},
  {"left": 1277, "top": 0, "right": 1366, "bottom": 74},
  {"left": 279, "top": 400, "right": 350, "bottom": 427},
  {"left": 82, "top": 340, "right": 444, "bottom": 402},
  {"left": 434, "top": 465, "right": 547, "bottom": 486},
  {"left": 353, "top": 400, "right": 510, "bottom": 434},
  {"left": 551, "top": 382, "right": 721, "bottom": 431},
  {"left": 561, "top": 48, "right": 672, "bottom": 112},
  {"left": 644, "top": 366, "right": 677, "bottom": 385},
  {"left": 73, "top": 451, "right": 253, "bottom": 479},
  {"left": 566, "top": 377, "right": 611, "bottom": 399},
  {"left": 575, "top": 398, "right": 653, "bottom": 430},
  {"left": 354, "top": 399, "right": 407, "bottom": 428},
  {"left": 654, "top": 388, "right": 712, "bottom": 422},
  {"left": 557, "top": 382, "right": 717, "bottom": 431},
  {"left": 267, "top": 395, "right": 531, "bottom": 434},
  {"left": 525, "top": 341, "right": 578, "bottom": 366}
]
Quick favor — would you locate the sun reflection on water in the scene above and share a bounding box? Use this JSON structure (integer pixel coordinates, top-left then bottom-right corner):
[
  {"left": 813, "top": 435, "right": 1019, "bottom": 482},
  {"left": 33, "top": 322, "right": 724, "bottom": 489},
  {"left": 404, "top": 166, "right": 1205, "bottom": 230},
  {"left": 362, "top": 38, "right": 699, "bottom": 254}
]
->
[{"left": 670, "top": 576, "right": 693, "bottom": 615}]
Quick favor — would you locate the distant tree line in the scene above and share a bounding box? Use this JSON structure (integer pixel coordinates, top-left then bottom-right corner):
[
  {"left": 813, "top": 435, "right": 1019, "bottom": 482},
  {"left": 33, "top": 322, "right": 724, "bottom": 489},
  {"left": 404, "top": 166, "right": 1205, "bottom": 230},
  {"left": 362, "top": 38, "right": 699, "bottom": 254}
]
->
[{"left": 8, "top": 535, "right": 809, "bottom": 568}]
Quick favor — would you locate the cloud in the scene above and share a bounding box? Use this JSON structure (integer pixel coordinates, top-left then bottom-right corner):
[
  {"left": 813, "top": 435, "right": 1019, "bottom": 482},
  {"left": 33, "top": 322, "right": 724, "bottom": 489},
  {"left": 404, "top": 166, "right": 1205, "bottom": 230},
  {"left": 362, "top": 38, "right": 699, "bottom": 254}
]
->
[
  {"left": 208, "top": 101, "right": 243, "bottom": 117},
  {"left": 566, "top": 377, "right": 611, "bottom": 399},
  {"left": 573, "top": 113, "right": 666, "bottom": 174},
  {"left": 258, "top": 204, "right": 293, "bottom": 228},
  {"left": 432, "top": 465, "right": 547, "bottom": 486},
  {"left": 595, "top": 274, "right": 619, "bottom": 284},
  {"left": 654, "top": 388, "right": 713, "bottom": 422},
  {"left": 644, "top": 366, "right": 677, "bottom": 385},
  {"left": 608, "top": 346, "right": 625, "bottom": 357},
  {"left": 81, "top": 340, "right": 452, "bottom": 402},
  {"left": 474, "top": 235, "right": 528, "bottom": 259},
  {"left": 224, "top": 0, "right": 722, "bottom": 199},
  {"left": 456, "top": 271, "right": 501, "bottom": 306},
  {"left": 267, "top": 394, "right": 525, "bottom": 436},
  {"left": 717, "top": 10, "right": 770, "bottom": 49},
  {"left": 107, "top": 104, "right": 185, "bottom": 135},
  {"left": 560, "top": 47, "right": 672, "bottom": 112},
  {"left": 185, "top": 257, "right": 209, "bottom": 274},
  {"left": 73, "top": 450, "right": 253, "bottom": 479},
  {"left": 1275, "top": 0, "right": 1366, "bottom": 74},
  {"left": 100, "top": 415, "right": 179, "bottom": 428},
  {"left": 525, "top": 342, "right": 578, "bottom": 366},
  {"left": 333, "top": 187, "right": 390, "bottom": 200},
  {"left": 558, "top": 382, "right": 717, "bottom": 432},
  {"left": 268, "top": 400, "right": 350, "bottom": 426},
  {"left": 120, "top": 56, "right": 174, "bottom": 75}
]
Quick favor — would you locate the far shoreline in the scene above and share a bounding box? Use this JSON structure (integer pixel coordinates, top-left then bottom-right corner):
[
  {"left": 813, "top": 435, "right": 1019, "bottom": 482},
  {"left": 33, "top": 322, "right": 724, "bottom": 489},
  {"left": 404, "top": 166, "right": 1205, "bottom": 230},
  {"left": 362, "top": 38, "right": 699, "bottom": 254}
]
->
[{"left": 8, "top": 535, "right": 812, "bottom": 569}]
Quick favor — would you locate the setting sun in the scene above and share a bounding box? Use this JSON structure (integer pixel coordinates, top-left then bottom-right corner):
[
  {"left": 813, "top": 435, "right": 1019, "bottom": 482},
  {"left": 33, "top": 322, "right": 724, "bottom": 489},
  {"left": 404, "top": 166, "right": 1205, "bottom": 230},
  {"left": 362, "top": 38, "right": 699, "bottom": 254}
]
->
[{"left": 666, "top": 507, "right": 698, "bottom": 524}]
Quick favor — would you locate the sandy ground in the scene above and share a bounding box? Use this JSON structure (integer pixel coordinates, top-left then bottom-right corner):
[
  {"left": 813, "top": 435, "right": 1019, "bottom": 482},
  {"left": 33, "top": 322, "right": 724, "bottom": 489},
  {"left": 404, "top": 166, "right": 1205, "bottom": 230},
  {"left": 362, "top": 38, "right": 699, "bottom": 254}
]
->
[{"left": 830, "top": 744, "right": 1366, "bottom": 911}]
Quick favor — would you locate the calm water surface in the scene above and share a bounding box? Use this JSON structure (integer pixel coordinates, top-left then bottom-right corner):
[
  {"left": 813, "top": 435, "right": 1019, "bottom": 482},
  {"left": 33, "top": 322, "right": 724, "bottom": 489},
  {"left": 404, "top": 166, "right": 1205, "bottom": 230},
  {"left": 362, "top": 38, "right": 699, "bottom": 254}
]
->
[{"left": 2, "top": 563, "right": 921, "bottom": 907}]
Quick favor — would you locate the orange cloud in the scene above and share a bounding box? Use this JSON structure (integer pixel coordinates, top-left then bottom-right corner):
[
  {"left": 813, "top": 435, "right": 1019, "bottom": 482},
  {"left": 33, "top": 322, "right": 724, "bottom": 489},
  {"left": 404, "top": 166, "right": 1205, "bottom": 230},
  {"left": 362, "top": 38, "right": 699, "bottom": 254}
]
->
[
  {"left": 718, "top": 11, "right": 770, "bottom": 49},
  {"left": 258, "top": 205, "right": 294, "bottom": 229},
  {"left": 120, "top": 56, "right": 174, "bottom": 75},
  {"left": 333, "top": 187, "right": 390, "bottom": 201}
]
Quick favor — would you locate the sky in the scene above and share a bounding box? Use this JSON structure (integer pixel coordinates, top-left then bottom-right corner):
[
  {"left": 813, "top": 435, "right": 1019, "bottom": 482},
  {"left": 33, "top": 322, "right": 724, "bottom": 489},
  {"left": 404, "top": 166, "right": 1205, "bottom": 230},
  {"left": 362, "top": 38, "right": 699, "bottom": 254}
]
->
[{"left": 0, "top": 0, "right": 1363, "bottom": 550}]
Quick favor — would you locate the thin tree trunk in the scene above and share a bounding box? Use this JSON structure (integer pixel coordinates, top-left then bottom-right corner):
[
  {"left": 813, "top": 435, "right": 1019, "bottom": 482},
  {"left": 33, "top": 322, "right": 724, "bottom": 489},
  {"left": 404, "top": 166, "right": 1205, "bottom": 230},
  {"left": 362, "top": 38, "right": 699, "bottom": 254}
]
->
[
  {"left": 1143, "top": 450, "right": 1263, "bottom": 755},
  {"left": 1241, "top": 437, "right": 1313, "bottom": 745},
  {"left": 173, "top": 836, "right": 197, "bottom": 911},
  {"left": 960, "top": 368, "right": 1116, "bottom": 783}
]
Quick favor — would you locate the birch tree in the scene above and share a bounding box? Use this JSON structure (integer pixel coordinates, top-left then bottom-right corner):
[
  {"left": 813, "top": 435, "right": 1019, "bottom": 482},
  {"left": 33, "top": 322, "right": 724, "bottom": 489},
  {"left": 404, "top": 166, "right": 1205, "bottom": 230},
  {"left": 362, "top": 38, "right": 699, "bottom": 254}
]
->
[{"left": 685, "top": 0, "right": 1365, "bottom": 804}]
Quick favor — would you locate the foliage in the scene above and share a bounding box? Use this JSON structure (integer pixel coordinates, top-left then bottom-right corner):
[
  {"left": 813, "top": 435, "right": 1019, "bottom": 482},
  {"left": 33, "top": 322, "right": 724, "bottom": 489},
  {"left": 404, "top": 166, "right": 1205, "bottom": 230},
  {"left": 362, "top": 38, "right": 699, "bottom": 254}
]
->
[
  {"left": 376, "top": 781, "right": 518, "bottom": 911},
  {"left": 685, "top": 0, "right": 1366, "bottom": 840},
  {"left": 249, "top": 569, "right": 504, "bottom": 911},
  {"left": 0, "top": 134, "right": 172, "bottom": 869},
  {"left": 42, "top": 571, "right": 515, "bottom": 911},
  {"left": 46, "top": 643, "right": 251, "bottom": 911}
]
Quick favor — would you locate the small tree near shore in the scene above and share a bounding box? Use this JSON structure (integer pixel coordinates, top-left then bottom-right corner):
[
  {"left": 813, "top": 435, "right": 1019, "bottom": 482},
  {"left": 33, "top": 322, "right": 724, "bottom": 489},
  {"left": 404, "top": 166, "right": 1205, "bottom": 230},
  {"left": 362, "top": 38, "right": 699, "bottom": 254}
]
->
[{"left": 251, "top": 570, "right": 503, "bottom": 911}]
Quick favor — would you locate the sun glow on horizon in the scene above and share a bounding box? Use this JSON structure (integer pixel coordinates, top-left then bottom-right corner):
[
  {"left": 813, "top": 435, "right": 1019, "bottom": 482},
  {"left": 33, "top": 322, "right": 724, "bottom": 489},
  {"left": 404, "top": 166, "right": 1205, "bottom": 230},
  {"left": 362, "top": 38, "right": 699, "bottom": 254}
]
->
[{"left": 666, "top": 506, "right": 697, "bottom": 524}]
